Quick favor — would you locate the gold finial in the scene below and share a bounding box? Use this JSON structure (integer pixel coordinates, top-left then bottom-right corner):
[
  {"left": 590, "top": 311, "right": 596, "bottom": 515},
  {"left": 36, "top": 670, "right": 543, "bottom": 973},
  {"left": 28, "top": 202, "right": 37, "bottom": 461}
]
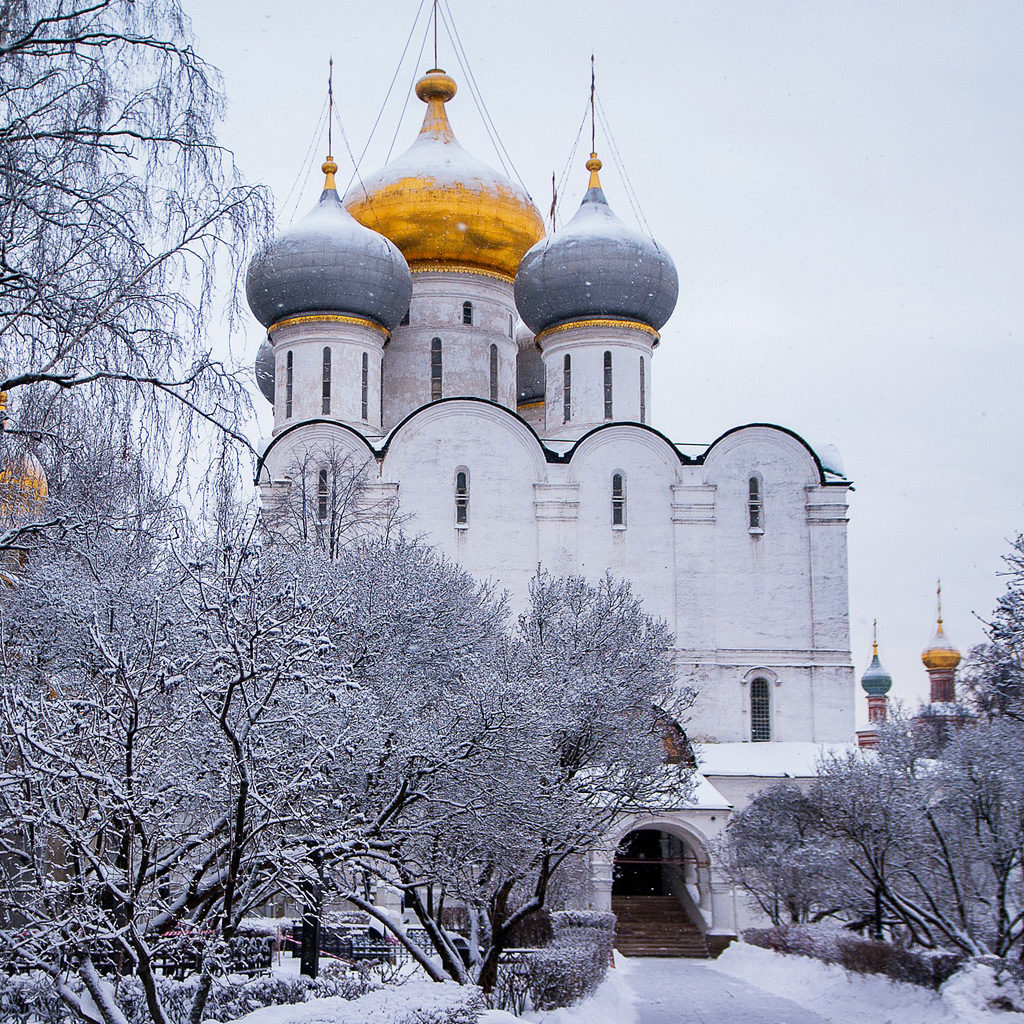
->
[
  {"left": 414, "top": 68, "right": 457, "bottom": 138},
  {"left": 322, "top": 157, "right": 338, "bottom": 191},
  {"left": 872, "top": 618, "right": 878, "bottom": 657},
  {"left": 586, "top": 152, "right": 603, "bottom": 190}
]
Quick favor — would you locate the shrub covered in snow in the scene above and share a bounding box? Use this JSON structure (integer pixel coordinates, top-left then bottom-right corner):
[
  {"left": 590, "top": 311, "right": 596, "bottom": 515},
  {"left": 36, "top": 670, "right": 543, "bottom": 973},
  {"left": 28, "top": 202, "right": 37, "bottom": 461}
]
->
[
  {"left": 744, "top": 925, "right": 963, "bottom": 989},
  {"left": 230, "top": 980, "right": 484, "bottom": 1024},
  {"left": 0, "top": 967, "right": 375, "bottom": 1024}
]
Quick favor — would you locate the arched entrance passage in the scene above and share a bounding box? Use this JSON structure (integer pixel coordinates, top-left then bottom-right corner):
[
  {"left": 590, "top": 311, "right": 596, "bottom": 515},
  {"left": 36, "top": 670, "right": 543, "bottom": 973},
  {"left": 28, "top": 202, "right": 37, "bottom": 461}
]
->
[{"left": 612, "top": 828, "right": 710, "bottom": 957}]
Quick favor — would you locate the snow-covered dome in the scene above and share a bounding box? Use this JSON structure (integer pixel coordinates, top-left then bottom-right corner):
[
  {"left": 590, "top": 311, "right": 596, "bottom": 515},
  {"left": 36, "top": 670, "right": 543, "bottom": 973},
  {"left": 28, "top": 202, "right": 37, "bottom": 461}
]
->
[
  {"left": 246, "top": 160, "right": 412, "bottom": 330},
  {"left": 344, "top": 70, "right": 545, "bottom": 281},
  {"left": 255, "top": 338, "right": 275, "bottom": 403},
  {"left": 514, "top": 155, "right": 678, "bottom": 335}
]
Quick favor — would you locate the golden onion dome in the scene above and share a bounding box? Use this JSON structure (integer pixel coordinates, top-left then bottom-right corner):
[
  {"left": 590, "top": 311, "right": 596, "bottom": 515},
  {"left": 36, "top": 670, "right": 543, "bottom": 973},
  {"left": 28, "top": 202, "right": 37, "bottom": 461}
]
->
[
  {"left": 921, "top": 582, "right": 961, "bottom": 671},
  {"left": 0, "top": 451, "right": 48, "bottom": 514},
  {"left": 344, "top": 69, "right": 545, "bottom": 281}
]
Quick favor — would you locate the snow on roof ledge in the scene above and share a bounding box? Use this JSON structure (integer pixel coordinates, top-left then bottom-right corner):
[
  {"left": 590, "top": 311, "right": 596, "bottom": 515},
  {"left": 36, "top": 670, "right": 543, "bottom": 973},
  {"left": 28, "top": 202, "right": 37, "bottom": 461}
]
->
[{"left": 694, "top": 741, "right": 855, "bottom": 779}]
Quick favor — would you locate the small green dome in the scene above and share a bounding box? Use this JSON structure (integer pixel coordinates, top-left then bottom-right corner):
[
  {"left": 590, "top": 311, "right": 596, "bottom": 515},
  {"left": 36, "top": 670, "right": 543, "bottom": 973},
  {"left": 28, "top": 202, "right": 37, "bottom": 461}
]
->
[{"left": 861, "top": 648, "right": 893, "bottom": 697}]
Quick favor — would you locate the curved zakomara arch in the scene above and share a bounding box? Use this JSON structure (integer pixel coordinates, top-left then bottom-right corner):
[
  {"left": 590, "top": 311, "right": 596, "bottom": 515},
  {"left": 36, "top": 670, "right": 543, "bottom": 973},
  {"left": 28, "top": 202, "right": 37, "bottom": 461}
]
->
[
  {"left": 565, "top": 423, "right": 684, "bottom": 485},
  {"left": 609, "top": 815, "right": 714, "bottom": 870},
  {"left": 255, "top": 417, "right": 377, "bottom": 485},
  {"left": 255, "top": 409, "right": 845, "bottom": 490},
  {"left": 700, "top": 423, "right": 842, "bottom": 488}
]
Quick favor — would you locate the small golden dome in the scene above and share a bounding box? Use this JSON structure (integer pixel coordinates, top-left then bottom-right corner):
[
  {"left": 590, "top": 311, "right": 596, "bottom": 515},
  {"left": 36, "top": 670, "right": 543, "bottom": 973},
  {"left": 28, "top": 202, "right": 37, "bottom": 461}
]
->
[
  {"left": 345, "top": 69, "right": 545, "bottom": 280},
  {"left": 921, "top": 582, "right": 961, "bottom": 671},
  {"left": 0, "top": 452, "right": 48, "bottom": 514}
]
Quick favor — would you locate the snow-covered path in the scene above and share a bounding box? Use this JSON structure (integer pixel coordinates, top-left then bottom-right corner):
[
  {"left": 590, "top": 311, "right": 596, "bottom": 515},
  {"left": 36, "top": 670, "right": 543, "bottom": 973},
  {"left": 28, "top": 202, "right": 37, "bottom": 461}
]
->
[{"left": 623, "top": 957, "right": 830, "bottom": 1024}]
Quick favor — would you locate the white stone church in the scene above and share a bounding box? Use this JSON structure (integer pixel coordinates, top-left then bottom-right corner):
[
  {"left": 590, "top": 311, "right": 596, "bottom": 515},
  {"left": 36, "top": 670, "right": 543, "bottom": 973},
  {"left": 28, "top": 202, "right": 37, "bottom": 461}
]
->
[{"left": 246, "top": 66, "right": 856, "bottom": 953}]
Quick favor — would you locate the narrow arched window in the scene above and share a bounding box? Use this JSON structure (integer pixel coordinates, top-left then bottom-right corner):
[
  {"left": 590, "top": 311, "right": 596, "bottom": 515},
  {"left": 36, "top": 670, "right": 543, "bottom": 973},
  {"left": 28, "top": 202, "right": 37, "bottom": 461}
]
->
[
  {"left": 489, "top": 343, "right": 498, "bottom": 402},
  {"left": 361, "top": 352, "right": 369, "bottom": 420},
  {"left": 463, "top": 301, "right": 473, "bottom": 326},
  {"left": 563, "top": 354, "right": 572, "bottom": 423},
  {"left": 748, "top": 475, "right": 763, "bottom": 531},
  {"left": 380, "top": 357, "right": 385, "bottom": 426},
  {"left": 455, "top": 469, "right": 469, "bottom": 526},
  {"left": 508, "top": 313, "right": 514, "bottom": 338},
  {"left": 603, "top": 350, "right": 613, "bottom": 420},
  {"left": 401, "top": 307, "right": 410, "bottom": 326},
  {"left": 321, "top": 347, "right": 332, "bottom": 415},
  {"left": 285, "top": 350, "right": 294, "bottom": 418},
  {"left": 639, "top": 356, "right": 646, "bottom": 424},
  {"left": 431, "top": 338, "right": 442, "bottom": 401},
  {"left": 612, "top": 472, "right": 626, "bottom": 528},
  {"left": 317, "top": 468, "right": 329, "bottom": 521},
  {"left": 750, "top": 678, "right": 771, "bottom": 742}
]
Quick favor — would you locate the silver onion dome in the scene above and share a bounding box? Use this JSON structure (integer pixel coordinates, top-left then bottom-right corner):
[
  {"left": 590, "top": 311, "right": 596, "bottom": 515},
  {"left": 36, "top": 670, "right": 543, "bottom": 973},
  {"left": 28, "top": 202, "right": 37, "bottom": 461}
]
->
[
  {"left": 255, "top": 337, "right": 275, "bottom": 403},
  {"left": 246, "top": 160, "right": 413, "bottom": 331},
  {"left": 514, "top": 155, "right": 678, "bottom": 335}
]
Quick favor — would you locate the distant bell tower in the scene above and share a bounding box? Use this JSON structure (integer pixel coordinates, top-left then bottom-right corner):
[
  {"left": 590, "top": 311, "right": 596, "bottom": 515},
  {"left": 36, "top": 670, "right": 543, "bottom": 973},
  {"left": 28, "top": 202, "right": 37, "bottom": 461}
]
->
[
  {"left": 921, "top": 581, "right": 961, "bottom": 706},
  {"left": 856, "top": 621, "right": 892, "bottom": 749}
]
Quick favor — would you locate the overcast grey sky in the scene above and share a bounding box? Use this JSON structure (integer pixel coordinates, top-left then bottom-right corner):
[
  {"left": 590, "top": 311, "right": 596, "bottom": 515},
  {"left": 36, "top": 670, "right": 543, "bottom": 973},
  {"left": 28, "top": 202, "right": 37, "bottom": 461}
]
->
[{"left": 189, "top": 0, "right": 1024, "bottom": 717}]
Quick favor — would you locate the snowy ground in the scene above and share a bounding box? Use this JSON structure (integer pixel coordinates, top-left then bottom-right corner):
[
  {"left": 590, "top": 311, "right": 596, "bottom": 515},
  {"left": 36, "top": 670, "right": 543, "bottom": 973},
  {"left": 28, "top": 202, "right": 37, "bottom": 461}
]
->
[{"left": 482, "top": 946, "right": 1024, "bottom": 1024}]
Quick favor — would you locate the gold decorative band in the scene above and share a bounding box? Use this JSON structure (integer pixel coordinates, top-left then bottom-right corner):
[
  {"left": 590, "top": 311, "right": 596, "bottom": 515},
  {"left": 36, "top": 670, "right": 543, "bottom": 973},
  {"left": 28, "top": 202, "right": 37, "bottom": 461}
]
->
[
  {"left": 410, "top": 262, "right": 515, "bottom": 284},
  {"left": 536, "top": 319, "right": 659, "bottom": 345},
  {"left": 268, "top": 314, "right": 390, "bottom": 339}
]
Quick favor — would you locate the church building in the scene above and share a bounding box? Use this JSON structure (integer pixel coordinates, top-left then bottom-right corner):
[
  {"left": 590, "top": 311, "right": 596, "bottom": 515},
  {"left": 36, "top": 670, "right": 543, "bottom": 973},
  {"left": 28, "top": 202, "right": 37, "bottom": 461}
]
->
[{"left": 246, "top": 65, "right": 857, "bottom": 953}]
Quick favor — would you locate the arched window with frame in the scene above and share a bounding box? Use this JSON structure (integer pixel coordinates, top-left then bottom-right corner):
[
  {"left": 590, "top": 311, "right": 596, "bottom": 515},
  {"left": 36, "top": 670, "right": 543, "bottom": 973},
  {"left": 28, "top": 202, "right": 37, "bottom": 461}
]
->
[
  {"left": 750, "top": 677, "right": 771, "bottom": 742},
  {"left": 321, "top": 347, "right": 332, "bottom": 414},
  {"left": 431, "top": 337, "right": 442, "bottom": 401},
  {"left": 563, "top": 354, "right": 572, "bottom": 423},
  {"left": 462, "top": 301, "right": 473, "bottom": 326},
  {"left": 360, "top": 352, "right": 369, "bottom": 420},
  {"left": 454, "top": 468, "right": 469, "bottom": 527},
  {"left": 603, "top": 350, "right": 613, "bottom": 419},
  {"left": 612, "top": 472, "right": 626, "bottom": 528},
  {"left": 508, "top": 313, "right": 514, "bottom": 338},
  {"left": 489, "top": 344, "right": 498, "bottom": 402},
  {"left": 317, "top": 467, "right": 329, "bottom": 522},
  {"left": 379, "top": 357, "right": 385, "bottom": 426},
  {"left": 639, "top": 356, "right": 646, "bottom": 424},
  {"left": 748, "top": 474, "right": 764, "bottom": 532},
  {"left": 285, "top": 350, "right": 294, "bottom": 418}
]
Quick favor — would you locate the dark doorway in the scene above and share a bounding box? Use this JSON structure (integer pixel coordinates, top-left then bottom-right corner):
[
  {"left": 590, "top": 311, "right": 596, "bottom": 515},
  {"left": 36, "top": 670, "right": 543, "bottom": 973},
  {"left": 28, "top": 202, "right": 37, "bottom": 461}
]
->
[{"left": 614, "top": 829, "right": 673, "bottom": 896}]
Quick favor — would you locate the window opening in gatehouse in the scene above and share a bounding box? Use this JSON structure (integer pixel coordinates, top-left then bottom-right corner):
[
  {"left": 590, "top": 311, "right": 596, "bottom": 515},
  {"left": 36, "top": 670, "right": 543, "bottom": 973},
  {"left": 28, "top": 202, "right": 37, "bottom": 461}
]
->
[
  {"left": 463, "top": 301, "right": 473, "bottom": 325},
  {"left": 750, "top": 677, "right": 770, "bottom": 742},
  {"left": 431, "top": 337, "right": 442, "bottom": 401},
  {"left": 612, "top": 472, "right": 626, "bottom": 528},
  {"left": 455, "top": 468, "right": 469, "bottom": 527}
]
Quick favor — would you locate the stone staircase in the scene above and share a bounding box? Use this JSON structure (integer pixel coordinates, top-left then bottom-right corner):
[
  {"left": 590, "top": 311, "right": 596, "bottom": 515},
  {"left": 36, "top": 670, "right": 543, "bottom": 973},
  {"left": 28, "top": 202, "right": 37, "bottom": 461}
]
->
[{"left": 612, "top": 895, "right": 710, "bottom": 958}]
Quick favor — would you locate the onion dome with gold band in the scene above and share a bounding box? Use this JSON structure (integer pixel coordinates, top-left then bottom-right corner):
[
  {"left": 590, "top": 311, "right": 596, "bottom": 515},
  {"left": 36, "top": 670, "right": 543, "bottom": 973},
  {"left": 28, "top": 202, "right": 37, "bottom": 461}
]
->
[
  {"left": 254, "top": 337, "right": 275, "bottom": 404},
  {"left": 514, "top": 153, "right": 678, "bottom": 335},
  {"left": 922, "top": 585, "right": 962, "bottom": 672},
  {"left": 861, "top": 637, "right": 893, "bottom": 697},
  {"left": 344, "top": 69, "right": 545, "bottom": 281},
  {"left": 246, "top": 158, "right": 412, "bottom": 331}
]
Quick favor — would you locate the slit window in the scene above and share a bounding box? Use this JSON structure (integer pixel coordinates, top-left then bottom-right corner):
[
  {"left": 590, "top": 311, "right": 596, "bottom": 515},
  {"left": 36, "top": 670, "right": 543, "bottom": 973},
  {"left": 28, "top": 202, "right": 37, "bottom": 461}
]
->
[
  {"left": 509, "top": 313, "right": 514, "bottom": 338},
  {"left": 285, "top": 350, "right": 293, "bottom": 418},
  {"left": 463, "top": 301, "right": 473, "bottom": 326},
  {"left": 563, "top": 354, "right": 571, "bottom": 423},
  {"left": 612, "top": 472, "right": 626, "bottom": 528},
  {"left": 317, "top": 468, "right": 329, "bottom": 521},
  {"left": 321, "top": 347, "right": 332, "bottom": 414},
  {"left": 748, "top": 475, "right": 763, "bottom": 531},
  {"left": 640, "top": 357, "right": 646, "bottom": 424},
  {"left": 750, "top": 678, "right": 771, "bottom": 742},
  {"left": 380, "top": 358, "right": 385, "bottom": 426},
  {"left": 431, "top": 337, "right": 442, "bottom": 401},
  {"left": 489, "top": 344, "right": 498, "bottom": 402},
  {"left": 455, "top": 469, "right": 469, "bottom": 526},
  {"left": 361, "top": 352, "right": 369, "bottom": 421},
  {"left": 603, "top": 350, "right": 613, "bottom": 420}
]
